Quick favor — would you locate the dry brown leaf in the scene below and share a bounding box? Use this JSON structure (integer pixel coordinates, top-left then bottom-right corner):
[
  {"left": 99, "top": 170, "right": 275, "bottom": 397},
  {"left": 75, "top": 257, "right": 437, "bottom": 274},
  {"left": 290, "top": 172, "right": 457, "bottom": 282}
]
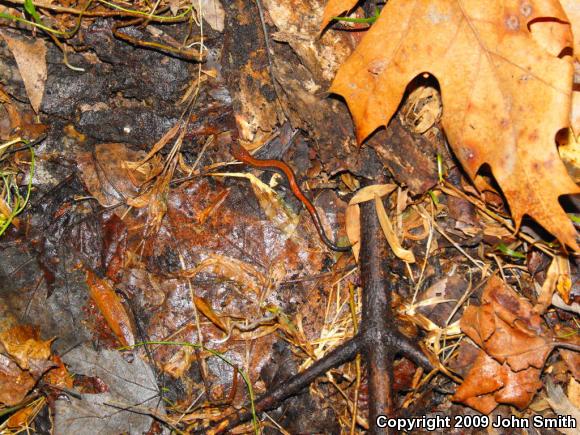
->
[
  {"left": 0, "top": 31, "right": 47, "bottom": 113},
  {"left": 535, "top": 254, "right": 570, "bottom": 313},
  {"left": 86, "top": 270, "right": 135, "bottom": 347},
  {"left": 452, "top": 350, "right": 543, "bottom": 413},
  {"left": 461, "top": 276, "right": 552, "bottom": 371},
  {"left": 327, "top": 0, "right": 580, "bottom": 250}
]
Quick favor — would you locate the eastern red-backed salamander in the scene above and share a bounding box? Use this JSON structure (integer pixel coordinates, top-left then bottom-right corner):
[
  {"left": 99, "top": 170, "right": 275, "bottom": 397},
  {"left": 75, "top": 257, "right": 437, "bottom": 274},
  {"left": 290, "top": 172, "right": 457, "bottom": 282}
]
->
[{"left": 230, "top": 139, "right": 350, "bottom": 252}]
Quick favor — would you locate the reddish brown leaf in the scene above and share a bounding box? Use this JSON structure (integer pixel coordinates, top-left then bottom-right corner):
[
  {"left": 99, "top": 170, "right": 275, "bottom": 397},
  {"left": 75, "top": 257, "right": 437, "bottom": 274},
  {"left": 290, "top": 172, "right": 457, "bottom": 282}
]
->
[
  {"left": 0, "top": 354, "right": 35, "bottom": 406},
  {"left": 452, "top": 350, "right": 543, "bottom": 413},
  {"left": 460, "top": 276, "right": 553, "bottom": 371}
]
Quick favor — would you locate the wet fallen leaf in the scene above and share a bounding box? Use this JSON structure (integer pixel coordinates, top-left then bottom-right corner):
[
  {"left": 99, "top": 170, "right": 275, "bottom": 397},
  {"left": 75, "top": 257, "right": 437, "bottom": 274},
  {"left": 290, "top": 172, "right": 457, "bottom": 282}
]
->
[
  {"left": 77, "top": 143, "right": 148, "bottom": 208},
  {"left": 0, "top": 324, "right": 54, "bottom": 406},
  {"left": 0, "top": 325, "right": 53, "bottom": 373},
  {"left": 0, "top": 31, "right": 47, "bottom": 113},
  {"left": 6, "top": 398, "right": 43, "bottom": 429},
  {"left": 178, "top": 253, "right": 266, "bottom": 296},
  {"left": 211, "top": 172, "right": 299, "bottom": 237},
  {"left": 86, "top": 270, "right": 135, "bottom": 347},
  {"left": 0, "top": 354, "right": 35, "bottom": 406},
  {"left": 45, "top": 355, "right": 74, "bottom": 390},
  {"left": 327, "top": 0, "right": 580, "bottom": 250}
]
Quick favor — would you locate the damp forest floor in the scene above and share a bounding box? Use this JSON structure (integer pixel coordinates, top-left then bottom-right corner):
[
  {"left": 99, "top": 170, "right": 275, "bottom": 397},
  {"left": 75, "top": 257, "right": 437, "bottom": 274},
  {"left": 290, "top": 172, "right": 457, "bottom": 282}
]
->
[{"left": 0, "top": 1, "right": 579, "bottom": 434}]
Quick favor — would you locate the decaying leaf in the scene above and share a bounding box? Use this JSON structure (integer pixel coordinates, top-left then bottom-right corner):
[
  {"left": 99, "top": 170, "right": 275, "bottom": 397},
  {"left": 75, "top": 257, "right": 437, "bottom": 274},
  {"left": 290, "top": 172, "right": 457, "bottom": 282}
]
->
[
  {"left": 0, "top": 31, "right": 47, "bottom": 113},
  {"left": 0, "top": 324, "right": 54, "bottom": 406},
  {"left": 453, "top": 350, "right": 543, "bottom": 413},
  {"left": 86, "top": 270, "right": 135, "bottom": 347},
  {"left": 44, "top": 355, "right": 74, "bottom": 389},
  {"left": 77, "top": 143, "right": 149, "bottom": 208},
  {"left": 194, "top": 296, "right": 229, "bottom": 332},
  {"left": 0, "top": 355, "right": 36, "bottom": 406},
  {"left": 178, "top": 253, "right": 266, "bottom": 295},
  {"left": 453, "top": 276, "right": 555, "bottom": 412},
  {"left": 327, "top": 0, "right": 580, "bottom": 250}
]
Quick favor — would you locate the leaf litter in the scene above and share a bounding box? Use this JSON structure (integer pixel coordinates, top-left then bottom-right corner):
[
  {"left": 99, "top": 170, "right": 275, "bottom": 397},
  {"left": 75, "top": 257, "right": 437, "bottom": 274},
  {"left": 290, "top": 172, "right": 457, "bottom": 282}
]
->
[{"left": 0, "top": 0, "right": 578, "bottom": 433}]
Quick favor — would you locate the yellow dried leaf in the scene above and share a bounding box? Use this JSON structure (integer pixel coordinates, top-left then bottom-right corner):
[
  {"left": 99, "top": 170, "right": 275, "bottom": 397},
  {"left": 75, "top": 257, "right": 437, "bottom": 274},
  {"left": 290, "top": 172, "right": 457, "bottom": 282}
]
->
[
  {"left": 194, "top": 296, "right": 228, "bottom": 332},
  {"left": 349, "top": 184, "right": 397, "bottom": 205},
  {"left": 374, "top": 194, "right": 415, "bottom": 263},
  {"left": 345, "top": 201, "right": 361, "bottom": 261}
]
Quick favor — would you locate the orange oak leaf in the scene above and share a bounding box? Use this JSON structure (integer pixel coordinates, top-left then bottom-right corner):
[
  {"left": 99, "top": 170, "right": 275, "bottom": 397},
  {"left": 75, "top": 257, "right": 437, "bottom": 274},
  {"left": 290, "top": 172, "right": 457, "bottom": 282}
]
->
[
  {"left": 561, "top": 0, "right": 580, "bottom": 137},
  {"left": 327, "top": 0, "right": 580, "bottom": 249}
]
